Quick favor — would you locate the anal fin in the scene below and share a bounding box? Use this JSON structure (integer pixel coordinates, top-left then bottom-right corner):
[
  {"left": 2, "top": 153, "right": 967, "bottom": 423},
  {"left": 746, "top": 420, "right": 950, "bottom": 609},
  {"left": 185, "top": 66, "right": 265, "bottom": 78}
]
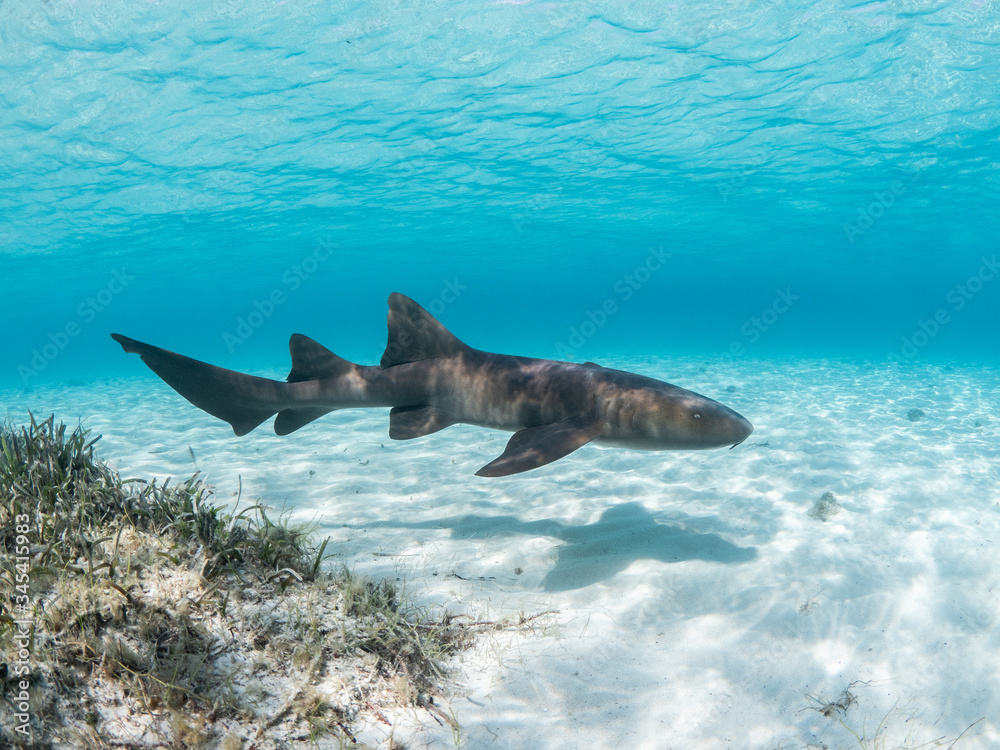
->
[
  {"left": 275, "top": 407, "right": 334, "bottom": 436},
  {"left": 476, "top": 415, "right": 604, "bottom": 477},
  {"left": 389, "top": 406, "right": 455, "bottom": 440}
]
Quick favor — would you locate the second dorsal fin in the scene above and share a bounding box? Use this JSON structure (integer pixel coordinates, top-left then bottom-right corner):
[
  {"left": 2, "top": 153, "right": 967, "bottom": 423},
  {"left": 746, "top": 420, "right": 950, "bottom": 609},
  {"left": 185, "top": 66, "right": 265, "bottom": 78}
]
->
[
  {"left": 380, "top": 293, "right": 468, "bottom": 368},
  {"left": 286, "top": 334, "right": 355, "bottom": 382}
]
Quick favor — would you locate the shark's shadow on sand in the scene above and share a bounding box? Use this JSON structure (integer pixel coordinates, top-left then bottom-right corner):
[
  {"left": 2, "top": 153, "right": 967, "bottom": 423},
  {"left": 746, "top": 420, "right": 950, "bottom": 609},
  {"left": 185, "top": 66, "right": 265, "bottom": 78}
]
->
[{"left": 369, "top": 502, "right": 757, "bottom": 591}]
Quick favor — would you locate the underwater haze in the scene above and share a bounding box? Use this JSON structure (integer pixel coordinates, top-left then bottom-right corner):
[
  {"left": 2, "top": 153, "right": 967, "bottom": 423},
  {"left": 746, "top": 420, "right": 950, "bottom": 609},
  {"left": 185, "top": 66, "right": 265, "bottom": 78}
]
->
[
  {"left": 3, "top": 2, "right": 1000, "bottom": 749},
  {"left": 3, "top": 0, "right": 1000, "bottom": 387}
]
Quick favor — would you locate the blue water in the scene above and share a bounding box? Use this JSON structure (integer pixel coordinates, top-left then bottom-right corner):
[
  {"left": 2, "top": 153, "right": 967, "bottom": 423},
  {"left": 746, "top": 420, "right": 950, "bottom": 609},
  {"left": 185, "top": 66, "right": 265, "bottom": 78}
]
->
[
  {"left": 2, "top": 0, "right": 999, "bottom": 387},
  {"left": 5, "top": 6, "right": 1000, "bottom": 746}
]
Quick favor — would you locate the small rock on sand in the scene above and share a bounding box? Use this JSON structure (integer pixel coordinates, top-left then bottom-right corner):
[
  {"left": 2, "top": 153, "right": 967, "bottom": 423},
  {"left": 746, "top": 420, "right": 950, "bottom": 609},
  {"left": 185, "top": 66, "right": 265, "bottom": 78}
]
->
[{"left": 809, "top": 491, "right": 842, "bottom": 522}]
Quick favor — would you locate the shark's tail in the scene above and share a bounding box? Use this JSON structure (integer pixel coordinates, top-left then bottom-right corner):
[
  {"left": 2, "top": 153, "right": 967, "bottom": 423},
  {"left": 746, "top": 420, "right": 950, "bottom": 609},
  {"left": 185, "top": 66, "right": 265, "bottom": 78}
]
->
[{"left": 111, "top": 333, "right": 359, "bottom": 436}]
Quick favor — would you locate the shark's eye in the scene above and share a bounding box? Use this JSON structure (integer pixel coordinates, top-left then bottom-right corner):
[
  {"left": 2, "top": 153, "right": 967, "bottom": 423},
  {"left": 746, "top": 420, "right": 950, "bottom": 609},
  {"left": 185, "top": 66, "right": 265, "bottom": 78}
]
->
[{"left": 693, "top": 413, "right": 701, "bottom": 419}]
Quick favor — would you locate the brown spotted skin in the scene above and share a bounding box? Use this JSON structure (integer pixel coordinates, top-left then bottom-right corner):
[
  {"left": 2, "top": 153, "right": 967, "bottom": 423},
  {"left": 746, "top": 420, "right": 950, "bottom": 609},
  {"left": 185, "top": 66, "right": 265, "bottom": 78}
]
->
[
  {"left": 340, "top": 351, "right": 753, "bottom": 451},
  {"left": 113, "top": 294, "right": 753, "bottom": 475}
]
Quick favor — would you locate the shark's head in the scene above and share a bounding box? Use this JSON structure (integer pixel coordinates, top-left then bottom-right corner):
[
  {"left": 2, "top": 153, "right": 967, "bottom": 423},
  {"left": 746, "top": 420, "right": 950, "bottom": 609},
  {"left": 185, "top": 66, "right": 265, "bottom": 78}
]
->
[
  {"left": 667, "top": 393, "right": 754, "bottom": 450},
  {"left": 605, "top": 383, "right": 754, "bottom": 451}
]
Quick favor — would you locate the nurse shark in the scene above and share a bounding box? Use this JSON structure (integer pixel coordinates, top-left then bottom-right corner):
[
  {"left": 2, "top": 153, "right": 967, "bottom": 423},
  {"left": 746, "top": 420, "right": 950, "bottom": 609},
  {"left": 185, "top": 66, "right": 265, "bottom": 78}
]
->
[{"left": 112, "top": 293, "right": 753, "bottom": 477}]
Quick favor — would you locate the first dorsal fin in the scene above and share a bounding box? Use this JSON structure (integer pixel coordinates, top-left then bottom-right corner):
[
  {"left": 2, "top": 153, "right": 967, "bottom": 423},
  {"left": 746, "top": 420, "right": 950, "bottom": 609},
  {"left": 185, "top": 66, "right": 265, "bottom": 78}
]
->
[
  {"left": 381, "top": 293, "right": 468, "bottom": 368},
  {"left": 287, "top": 334, "right": 355, "bottom": 382}
]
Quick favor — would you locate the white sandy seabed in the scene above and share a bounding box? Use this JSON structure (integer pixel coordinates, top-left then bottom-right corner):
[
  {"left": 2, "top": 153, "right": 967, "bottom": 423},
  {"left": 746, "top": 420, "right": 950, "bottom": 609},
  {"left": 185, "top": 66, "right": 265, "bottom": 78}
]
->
[{"left": 4, "top": 356, "right": 1000, "bottom": 750}]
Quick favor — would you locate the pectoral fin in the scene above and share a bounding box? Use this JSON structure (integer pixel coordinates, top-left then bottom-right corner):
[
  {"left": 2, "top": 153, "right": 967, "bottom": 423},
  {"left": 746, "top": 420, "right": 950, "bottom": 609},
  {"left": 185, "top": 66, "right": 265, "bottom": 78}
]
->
[{"left": 476, "top": 415, "right": 604, "bottom": 477}]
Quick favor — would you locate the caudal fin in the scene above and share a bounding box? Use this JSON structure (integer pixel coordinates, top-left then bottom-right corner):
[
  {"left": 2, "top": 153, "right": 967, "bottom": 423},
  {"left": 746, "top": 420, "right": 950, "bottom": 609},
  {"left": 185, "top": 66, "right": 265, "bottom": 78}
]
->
[{"left": 111, "top": 334, "right": 286, "bottom": 436}]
